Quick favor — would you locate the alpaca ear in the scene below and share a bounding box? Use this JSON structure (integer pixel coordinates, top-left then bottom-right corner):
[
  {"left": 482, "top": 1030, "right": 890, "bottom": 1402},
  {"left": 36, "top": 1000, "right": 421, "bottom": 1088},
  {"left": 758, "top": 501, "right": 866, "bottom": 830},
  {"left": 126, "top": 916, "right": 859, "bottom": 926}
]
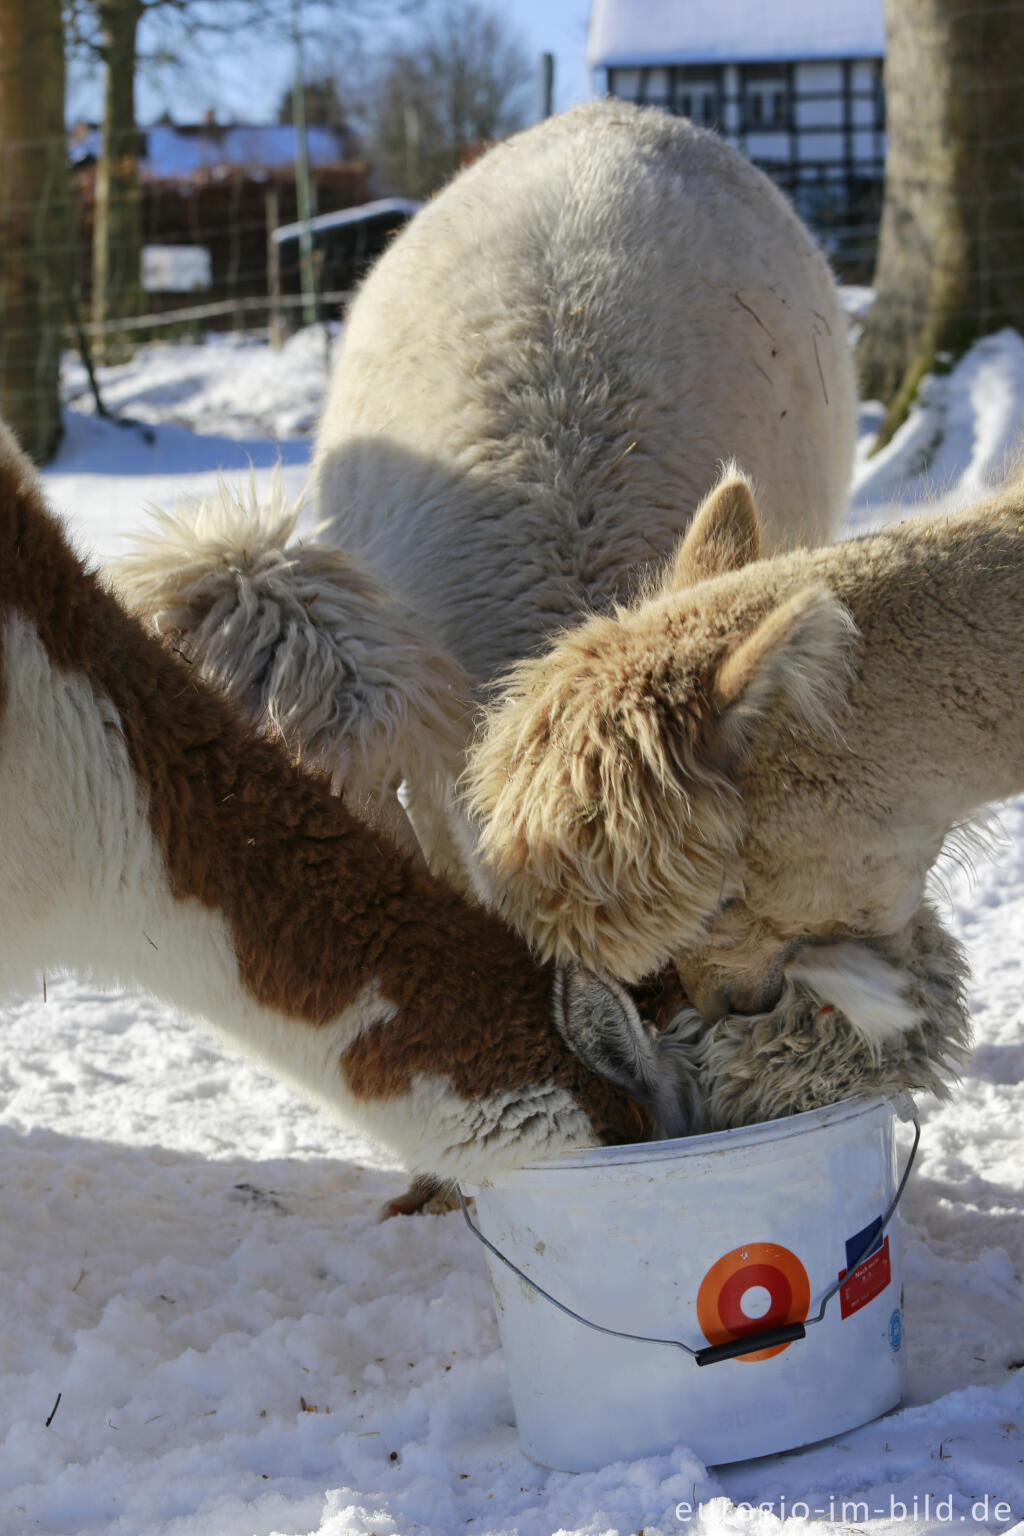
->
[
  {"left": 712, "top": 585, "right": 856, "bottom": 757},
  {"left": 785, "top": 941, "right": 926, "bottom": 1048},
  {"left": 553, "top": 965, "right": 691, "bottom": 1138},
  {"left": 669, "top": 472, "right": 762, "bottom": 588}
]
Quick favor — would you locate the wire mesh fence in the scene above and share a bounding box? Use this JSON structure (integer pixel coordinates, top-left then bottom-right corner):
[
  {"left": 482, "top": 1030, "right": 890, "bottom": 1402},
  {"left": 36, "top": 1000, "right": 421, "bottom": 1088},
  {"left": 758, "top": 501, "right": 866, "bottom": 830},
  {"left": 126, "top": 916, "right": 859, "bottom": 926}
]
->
[
  {"left": 0, "top": 125, "right": 420, "bottom": 450},
  {"left": 4, "top": 29, "right": 1024, "bottom": 459},
  {"left": 3, "top": 104, "right": 884, "bottom": 426}
]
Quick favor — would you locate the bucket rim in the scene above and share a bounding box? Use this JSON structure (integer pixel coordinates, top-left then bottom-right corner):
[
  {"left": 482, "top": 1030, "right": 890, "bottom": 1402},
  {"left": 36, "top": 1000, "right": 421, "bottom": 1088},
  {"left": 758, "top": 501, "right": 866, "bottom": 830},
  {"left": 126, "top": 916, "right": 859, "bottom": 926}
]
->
[{"left": 480, "top": 1092, "right": 904, "bottom": 1184}]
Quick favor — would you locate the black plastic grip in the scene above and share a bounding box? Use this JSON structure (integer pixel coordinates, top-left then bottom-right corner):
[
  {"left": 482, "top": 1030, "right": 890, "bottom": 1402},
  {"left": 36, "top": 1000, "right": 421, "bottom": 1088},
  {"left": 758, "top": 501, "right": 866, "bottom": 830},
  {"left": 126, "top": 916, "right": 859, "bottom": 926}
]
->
[{"left": 694, "top": 1322, "right": 807, "bottom": 1367}]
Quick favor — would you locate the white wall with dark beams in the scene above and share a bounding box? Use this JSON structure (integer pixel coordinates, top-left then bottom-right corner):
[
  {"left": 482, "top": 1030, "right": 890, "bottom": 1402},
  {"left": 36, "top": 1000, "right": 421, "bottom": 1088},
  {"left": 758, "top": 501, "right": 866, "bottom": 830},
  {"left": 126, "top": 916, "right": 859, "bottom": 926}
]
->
[{"left": 588, "top": 0, "right": 886, "bottom": 274}]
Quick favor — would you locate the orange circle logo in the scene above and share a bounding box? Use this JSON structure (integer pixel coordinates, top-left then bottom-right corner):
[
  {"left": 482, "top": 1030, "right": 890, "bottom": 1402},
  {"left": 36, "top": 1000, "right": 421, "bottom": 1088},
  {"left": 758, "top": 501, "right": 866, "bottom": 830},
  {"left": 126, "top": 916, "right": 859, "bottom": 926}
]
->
[{"left": 696, "top": 1242, "right": 810, "bottom": 1362}]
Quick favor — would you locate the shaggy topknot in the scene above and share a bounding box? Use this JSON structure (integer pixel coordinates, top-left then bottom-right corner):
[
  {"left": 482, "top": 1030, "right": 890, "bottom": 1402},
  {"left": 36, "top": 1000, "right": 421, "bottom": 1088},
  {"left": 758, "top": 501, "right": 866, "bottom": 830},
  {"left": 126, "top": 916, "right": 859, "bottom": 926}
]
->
[
  {"left": 669, "top": 904, "right": 972, "bottom": 1132},
  {"left": 110, "top": 477, "right": 473, "bottom": 809}
]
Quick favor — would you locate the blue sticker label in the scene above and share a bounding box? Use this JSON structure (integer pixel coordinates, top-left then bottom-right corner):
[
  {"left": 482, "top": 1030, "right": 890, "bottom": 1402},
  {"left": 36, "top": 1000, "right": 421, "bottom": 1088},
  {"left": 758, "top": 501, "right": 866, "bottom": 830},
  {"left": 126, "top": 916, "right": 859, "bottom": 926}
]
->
[
  {"left": 846, "top": 1216, "right": 883, "bottom": 1270},
  {"left": 889, "top": 1307, "right": 903, "bottom": 1352}
]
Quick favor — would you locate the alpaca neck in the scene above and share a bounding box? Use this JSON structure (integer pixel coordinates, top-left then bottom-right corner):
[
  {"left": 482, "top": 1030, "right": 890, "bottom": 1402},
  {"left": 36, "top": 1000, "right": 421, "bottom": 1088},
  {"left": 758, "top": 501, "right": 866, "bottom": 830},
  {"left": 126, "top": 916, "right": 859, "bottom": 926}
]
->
[
  {"left": 0, "top": 607, "right": 175, "bottom": 993},
  {"left": 0, "top": 606, "right": 392, "bottom": 1089},
  {"left": 839, "top": 506, "right": 1024, "bottom": 821},
  {"left": 0, "top": 452, "right": 645, "bottom": 1177}
]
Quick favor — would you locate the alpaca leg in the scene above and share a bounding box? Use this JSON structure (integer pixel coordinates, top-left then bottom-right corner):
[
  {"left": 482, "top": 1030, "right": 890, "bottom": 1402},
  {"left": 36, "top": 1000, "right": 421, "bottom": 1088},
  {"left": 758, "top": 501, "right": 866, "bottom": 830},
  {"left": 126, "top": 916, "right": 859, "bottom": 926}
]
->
[
  {"left": 379, "top": 1174, "right": 460, "bottom": 1219},
  {"left": 397, "top": 774, "right": 504, "bottom": 902},
  {"left": 396, "top": 777, "right": 478, "bottom": 896}
]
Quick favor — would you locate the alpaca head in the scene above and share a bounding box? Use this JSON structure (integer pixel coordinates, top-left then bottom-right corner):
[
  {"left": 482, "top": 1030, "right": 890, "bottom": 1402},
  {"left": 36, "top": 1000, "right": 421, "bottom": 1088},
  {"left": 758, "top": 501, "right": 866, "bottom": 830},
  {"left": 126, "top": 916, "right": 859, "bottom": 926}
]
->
[{"left": 464, "top": 471, "right": 858, "bottom": 993}]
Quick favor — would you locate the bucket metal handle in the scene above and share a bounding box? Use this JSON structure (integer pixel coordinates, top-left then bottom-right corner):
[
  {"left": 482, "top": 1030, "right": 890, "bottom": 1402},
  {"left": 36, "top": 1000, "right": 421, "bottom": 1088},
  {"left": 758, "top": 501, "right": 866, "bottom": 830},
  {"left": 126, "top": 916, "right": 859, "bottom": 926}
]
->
[
  {"left": 457, "top": 1094, "right": 920, "bottom": 1367},
  {"left": 692, "top": 1321, "right": 807, "bottom": 1366}
]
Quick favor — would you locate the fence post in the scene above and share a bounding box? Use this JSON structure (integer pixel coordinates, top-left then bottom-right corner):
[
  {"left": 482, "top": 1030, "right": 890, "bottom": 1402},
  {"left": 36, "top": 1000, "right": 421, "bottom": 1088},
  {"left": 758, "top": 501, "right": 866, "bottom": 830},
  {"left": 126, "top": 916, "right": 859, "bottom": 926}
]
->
[{"left": 266, "top": 186, "right": 284, "bottom": 349}]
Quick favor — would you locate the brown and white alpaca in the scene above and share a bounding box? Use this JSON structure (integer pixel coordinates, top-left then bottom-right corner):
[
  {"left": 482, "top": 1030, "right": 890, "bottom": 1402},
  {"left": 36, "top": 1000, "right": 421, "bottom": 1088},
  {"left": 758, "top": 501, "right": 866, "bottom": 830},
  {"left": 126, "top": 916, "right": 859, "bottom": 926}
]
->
[
  {"left": 114, "top": 100, "right": 855, "bottom": 876},
  {"left": 461, "top": 470, "right": 1024, "bottom": 1125},
  {"left": 0, "top": 422, "right": 695, "bottom": 1178}
]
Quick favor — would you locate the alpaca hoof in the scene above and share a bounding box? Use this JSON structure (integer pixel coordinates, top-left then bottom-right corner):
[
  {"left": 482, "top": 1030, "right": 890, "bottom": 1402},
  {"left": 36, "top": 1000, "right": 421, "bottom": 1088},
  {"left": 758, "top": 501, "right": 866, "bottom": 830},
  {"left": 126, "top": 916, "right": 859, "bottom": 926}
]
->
[{"left": 378, "top": 1175, "right": 460, "bottom": 1219}]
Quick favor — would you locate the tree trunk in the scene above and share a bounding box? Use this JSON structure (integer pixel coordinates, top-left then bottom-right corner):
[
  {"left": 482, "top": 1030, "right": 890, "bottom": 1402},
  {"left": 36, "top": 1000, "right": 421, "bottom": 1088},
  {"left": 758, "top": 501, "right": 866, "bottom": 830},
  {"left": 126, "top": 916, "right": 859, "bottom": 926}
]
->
[
  {"left": 858, "top": 0, "right": 1024, "bottom": 444},
  {"left": 0, "top": 0, "right": 70, "bottom": 461},
  {"left": 92, "top": 0, "right": 145, "bottom": 358}
]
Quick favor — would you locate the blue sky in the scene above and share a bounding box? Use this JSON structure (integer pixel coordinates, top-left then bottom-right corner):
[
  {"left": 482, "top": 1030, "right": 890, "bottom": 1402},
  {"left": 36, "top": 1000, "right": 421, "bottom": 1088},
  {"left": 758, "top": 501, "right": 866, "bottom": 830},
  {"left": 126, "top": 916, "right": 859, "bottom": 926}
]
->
[{"left": 69, "top": 1, "right": 595, "bottom": 127}]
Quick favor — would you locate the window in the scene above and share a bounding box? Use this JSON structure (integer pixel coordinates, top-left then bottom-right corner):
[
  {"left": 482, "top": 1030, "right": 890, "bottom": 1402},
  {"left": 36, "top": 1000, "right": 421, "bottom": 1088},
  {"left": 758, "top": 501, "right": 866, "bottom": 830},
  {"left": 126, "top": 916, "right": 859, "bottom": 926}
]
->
[
  {"left": 677, "top": 82, "right": 720, "bottom": 127},
  {"left": 671, "top": 68, "right": 722, "bottom": 129},
  {"left": 744, "top": 72, "right": 789, "bottom": 130},
  {"left": 607, "top": 68, "right": 641, "bottom": 101}
]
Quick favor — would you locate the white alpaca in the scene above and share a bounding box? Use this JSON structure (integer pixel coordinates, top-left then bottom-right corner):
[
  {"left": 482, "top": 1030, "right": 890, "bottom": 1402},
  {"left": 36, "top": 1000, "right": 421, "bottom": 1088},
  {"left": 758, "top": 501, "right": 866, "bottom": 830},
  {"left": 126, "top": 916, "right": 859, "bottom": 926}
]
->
[
  {"left": 115, "top": 100, "right": 856, "bottom": 871},
  {"left": 0, "top": 422, "right": 694, "bottom": 1178}
]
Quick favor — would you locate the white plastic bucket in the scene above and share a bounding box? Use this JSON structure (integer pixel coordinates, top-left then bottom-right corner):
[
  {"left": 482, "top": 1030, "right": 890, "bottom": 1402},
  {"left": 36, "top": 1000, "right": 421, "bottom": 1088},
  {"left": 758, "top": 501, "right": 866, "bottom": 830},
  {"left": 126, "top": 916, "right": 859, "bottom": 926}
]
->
[{"left": 464, "top": 1093, "right": 914, "bottom": 1470}]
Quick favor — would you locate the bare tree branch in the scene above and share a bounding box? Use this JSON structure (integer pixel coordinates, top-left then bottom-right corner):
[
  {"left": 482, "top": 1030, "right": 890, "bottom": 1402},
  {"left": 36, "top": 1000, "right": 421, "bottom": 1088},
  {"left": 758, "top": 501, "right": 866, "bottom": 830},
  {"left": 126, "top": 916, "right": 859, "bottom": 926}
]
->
[{"left": 370, "top": 0, "right": 532, "bottom": 199}]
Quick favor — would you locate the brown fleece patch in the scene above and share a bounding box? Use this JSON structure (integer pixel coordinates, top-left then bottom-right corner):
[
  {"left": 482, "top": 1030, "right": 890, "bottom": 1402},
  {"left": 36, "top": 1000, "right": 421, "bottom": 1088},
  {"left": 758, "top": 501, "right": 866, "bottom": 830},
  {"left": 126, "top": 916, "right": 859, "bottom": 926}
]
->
[{"left": 0, "top": 444, "right": 644, "bottom": 1146}]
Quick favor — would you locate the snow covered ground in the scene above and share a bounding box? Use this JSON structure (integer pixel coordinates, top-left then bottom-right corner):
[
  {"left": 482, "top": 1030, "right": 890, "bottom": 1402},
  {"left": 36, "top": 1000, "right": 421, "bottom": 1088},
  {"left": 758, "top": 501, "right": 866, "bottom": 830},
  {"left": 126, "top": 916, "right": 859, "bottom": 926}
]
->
[{"left": 1, "top": 320, "right": 1023, "bottom": 1536}]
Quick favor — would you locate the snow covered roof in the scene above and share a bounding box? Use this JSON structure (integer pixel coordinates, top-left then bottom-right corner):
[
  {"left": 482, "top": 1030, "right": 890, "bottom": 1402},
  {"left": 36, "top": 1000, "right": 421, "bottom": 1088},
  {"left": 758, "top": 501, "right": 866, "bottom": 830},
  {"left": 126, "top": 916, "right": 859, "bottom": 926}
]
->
[
  {"left": 272, "top": 198, "right": 422, "bottom": 246},
  {"left": 587, "top": 0, "right": 885, "bottom": 69},
  {"left": 69, "top": 122, "right": 354, "bottom": 180}
]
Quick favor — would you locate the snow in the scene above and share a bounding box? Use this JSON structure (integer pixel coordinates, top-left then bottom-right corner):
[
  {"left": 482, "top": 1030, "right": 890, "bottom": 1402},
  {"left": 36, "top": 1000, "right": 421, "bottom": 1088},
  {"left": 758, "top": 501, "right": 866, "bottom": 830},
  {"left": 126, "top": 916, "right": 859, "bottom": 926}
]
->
[
  {"left": 51, "top": 328, "right": 329, "bottom": 562},
  {"left": 272, "top": 201, "right": 422, "bottom": 248},
  {"left": 141, "top": 246, "right": 213, "bottom": 295},
  {"left": 1, "top": 317, "right": 1023, "bottom": 1534},
  {"left": 586, "top": 0, "right": 885, "bottom": 70}
]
